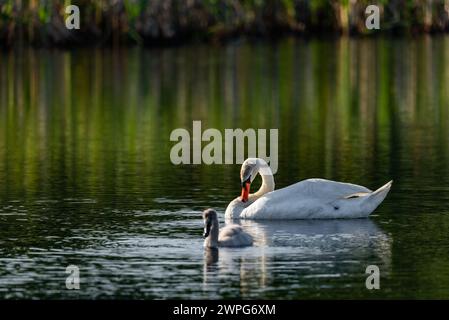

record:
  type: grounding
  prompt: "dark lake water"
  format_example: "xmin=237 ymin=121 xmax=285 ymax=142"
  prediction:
xmin=1 ymin=36 xmax=449 ymax=299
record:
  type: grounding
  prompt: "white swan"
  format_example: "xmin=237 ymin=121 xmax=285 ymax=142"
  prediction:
xmin=203 ymin=209 xmax=253 ymax=248
xmin=225 ymin=158 xmax=392 ymax=219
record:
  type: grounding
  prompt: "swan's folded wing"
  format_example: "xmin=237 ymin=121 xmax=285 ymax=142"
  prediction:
xmin=281 ymin=178 xmax=372 ymax=200
xmin=240 ymin=179 xmax=373 ymax=219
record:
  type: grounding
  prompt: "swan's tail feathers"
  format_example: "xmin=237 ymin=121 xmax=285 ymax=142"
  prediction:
xmin=373 ymin=180 xmax=393 ymax=196
xmin=365 ymin=180 xmax=393 ymax=211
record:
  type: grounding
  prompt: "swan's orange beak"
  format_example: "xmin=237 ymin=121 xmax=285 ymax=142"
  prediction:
xmin=241 ymin=182 xmax=250 ymax=202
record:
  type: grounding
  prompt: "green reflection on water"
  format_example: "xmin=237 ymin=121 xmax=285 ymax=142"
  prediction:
xmin=1 ymin=36 xmax=449 ymax=299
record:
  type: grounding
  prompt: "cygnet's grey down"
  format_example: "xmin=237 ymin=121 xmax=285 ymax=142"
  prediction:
xmin=202 ymin=209 xmax=253 ymax=248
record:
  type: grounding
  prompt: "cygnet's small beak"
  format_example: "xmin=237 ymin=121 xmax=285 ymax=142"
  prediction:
xmin=203 ymin=220 xmax=211 ymax=238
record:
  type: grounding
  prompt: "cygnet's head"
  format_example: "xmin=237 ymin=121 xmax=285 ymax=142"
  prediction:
xmin=202 ymin=208 xmax=218 ymax=238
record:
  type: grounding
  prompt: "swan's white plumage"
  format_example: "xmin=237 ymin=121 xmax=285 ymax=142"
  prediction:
xmin=225 ymin=158 xmax=392 ymax=220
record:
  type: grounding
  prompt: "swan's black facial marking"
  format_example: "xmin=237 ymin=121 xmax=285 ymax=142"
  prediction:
xmin=241 ymin=166 xmax=253 ymax=184
xmin=334 ymin=206 xmax=339 ymax=210
xmin=240 ymin=160 xmax=257 ymax=184
xmin=241 ymin=176 xmax=251 ymax=188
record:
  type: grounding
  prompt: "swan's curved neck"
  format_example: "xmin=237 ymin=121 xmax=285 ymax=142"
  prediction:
xmin=249 ymin=166 xmax=275 ymax=202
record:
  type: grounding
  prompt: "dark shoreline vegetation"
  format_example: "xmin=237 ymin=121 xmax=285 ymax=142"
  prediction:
xmin=1 ymin=0 xmax=449 ymax=48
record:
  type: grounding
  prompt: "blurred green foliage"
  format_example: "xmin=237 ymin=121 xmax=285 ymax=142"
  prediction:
xmin=0 ymin=0 xmax=449 ymax=46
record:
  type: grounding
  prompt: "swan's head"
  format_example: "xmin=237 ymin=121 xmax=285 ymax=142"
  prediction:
xmin=202 ymin=208 xmax=218 ymax=238
xmin=240 ymin=158 xmax=260 ymax=202
xmin=225 ymin=158 xmax=274 ymax=219
xmin=240 ymin=158 xmax=271 ymax=202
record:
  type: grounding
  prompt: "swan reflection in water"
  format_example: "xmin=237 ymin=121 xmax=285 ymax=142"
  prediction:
xmin=203 ymin=218 xmax=391 ymax=297
xmin=204 ymin=247 xmax=219 ymax=265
